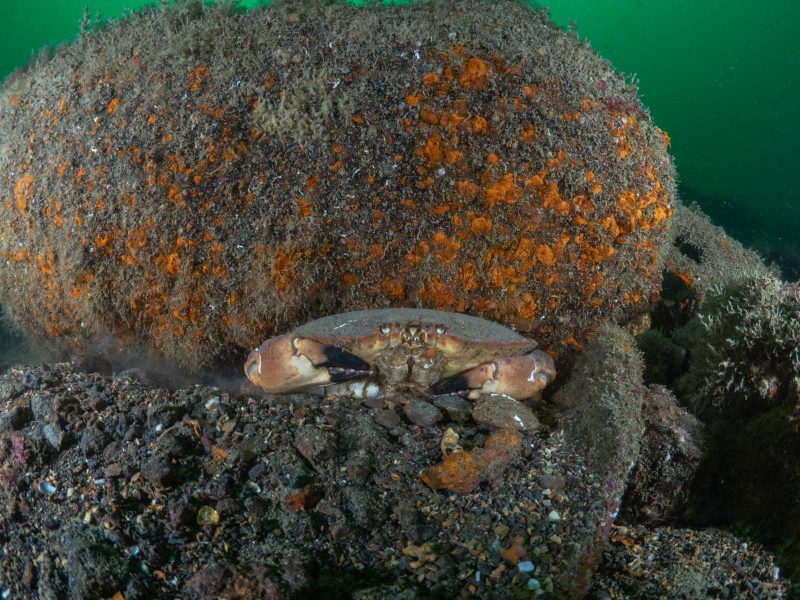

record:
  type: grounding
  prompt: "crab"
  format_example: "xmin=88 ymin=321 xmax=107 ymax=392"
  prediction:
xmin=244 ymin=308 xmax=556 ymax=401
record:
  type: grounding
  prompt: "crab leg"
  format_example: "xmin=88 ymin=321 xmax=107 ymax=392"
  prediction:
xmin=431 ymin=349 xmax=556 ymax=401
xmin=245 ymin=334 xmax=373 ymax=394
xmin=319 ymin=380 xmax=383 ymax=399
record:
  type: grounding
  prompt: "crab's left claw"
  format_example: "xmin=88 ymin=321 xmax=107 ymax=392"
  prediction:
xmin=432 ymin=349 xmax=556 ymax=401
xmin=245 ymin=334 xmax=373 ymax=394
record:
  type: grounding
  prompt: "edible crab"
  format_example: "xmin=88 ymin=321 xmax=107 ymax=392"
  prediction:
xmin=245 ymin=308 xmax=556 ymax=401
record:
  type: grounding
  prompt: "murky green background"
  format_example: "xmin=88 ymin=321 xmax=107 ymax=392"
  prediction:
xmin=1 ymin=0 xmax=799 ymax=276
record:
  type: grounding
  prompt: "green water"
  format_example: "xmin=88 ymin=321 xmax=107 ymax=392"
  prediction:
xmin=1 ymin=0 xmax=799 ymax=276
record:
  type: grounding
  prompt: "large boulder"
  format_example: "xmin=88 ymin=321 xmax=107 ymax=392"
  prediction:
xmin=0 ymin=0 xmax=674 ymax=371
xmin=553 ymin=324 xmax=648 ymax=593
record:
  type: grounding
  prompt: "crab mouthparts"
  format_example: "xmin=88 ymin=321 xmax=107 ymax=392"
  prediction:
xmin=400 ymin=325 xmax=427 ymax=345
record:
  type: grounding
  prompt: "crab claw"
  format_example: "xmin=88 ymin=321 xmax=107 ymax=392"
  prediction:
xmin=432 ymin=349 xmax=556 ymax=401
xmin=245 ymin=334 xmax=373 ymax=394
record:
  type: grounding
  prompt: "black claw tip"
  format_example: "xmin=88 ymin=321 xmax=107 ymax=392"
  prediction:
xmin=431 ymin=375 xmax=470 ymax=397
xmin=321 ymin=346 xmax=372 ymax=381
xmin=327 ymin=366 xmax=372 ymax=383
xmin=322 ymin=346 xmax=371 ymax=369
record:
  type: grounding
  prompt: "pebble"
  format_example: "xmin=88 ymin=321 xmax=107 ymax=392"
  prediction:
xmin=0 ymin=404 xmax=32 ymax=431
xmin=103 ymin=462 xmax=124 ymax=478
xmin=518 ymin=561 xmax=535 ymax=573
xmin=215 ymin=497 xmax=243 ymax=518
xmin=403 ymin=399 xmax=442 ymax=427
xmin=168 ymin=496 xmax=195 ymax=530
xmin=102 ymin=440 xmax=123 ymax=461
xmin=548 ymin=510 xmax=560 ymax=522
xmin=538 ymin=474 xmax=566 ymax=491
xmin=197 ymin=505 xmax=220 ymax=526
xmin=362 ymin=396 xmax=385 ymax=410
xmin=141 ymin=456 xmax=178 ymax=487
xmin=43 ymin=423 xmax=66 ymax=450
xmin=372 ymin=408 xmax=401 ymax=429
xmin=527 ymin=578 xmax=541 ymax=590
xmin=30 ymin=392 xmax=55 ymax=420
xmin=38 ymin=481 xmax=57 ymax=495
xmin=293 ymin=425 xmax=336 ymax=469
xmin=146 ymin=404 xmax=187 ymax=430
xmin=433 ymin=396 xmax=472 ymax=422
xmin=471 ymin=396 xmax=539 ymax=431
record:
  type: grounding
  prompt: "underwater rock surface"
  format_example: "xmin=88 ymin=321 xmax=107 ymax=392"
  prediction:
xmin=590 ymin=526 xmax=787 ymax=599
xmin=0 ymin=0 xmax=673 ymax=371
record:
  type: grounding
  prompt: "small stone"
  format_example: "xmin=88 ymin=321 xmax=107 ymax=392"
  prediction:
xmin=203 ymin=474 xmax=234 ymax=500
xmin=141 ymin=457 xmax=178 ymax=488
xmin=372 ymin=408 xmax=401 ymax=429
xmin=146 ymin=404 xmax=186 ymax=431
xmin=345 ymin=456 xmax=372 ymax=485
xmin=102 ymin=440 xmax=123 ymax=462
xmin=403 ymin=399 xmax=442 ymax=427
xmin=518 ymin=561 xmax=535 ymax=573
xmin=21 ymin=560 xmax=35 ymax=587
xmin=472 ymin=396 xmax=539 ymax=431
xmin=362 ymin=396 xmax=385 ymax=409
xmin=215 ymin=497 xmax=243 ymax=518
xmin=284 ymin=485 xmax=324 ymax=512
xmin=79 ymin=426 xmax=109 ymax=458
xmin=293 ymin=425 xmax=336 ymax=470
xmin=501 ymin=535 xmax=527 ymax=564
xmin=38 ymin=481 xmax=57 ymax=495
xmin=548 ymin=510 xmax=560 ymax=522
xmin=538 ymin=474 xmax=566 ymax=491
xmin=169 ymin=496 xmax=195 ymax=530
xmin=197 ymin=505 xmax=220 ymax=526
xmin=103 ymin=463 xmax=123 ymax=478
xmin=247 ymin=462 xmax=267 ymax=481
xmin=0 ymin=404 xmax=32 ymax=432
xmin=433 ymin=395 xmax=472 ymax=422
xmin=42 ymin=423 xmax=66 ymax=450
xmin=527 ymin=578 xmax=541 ymax=590
xmin=123 ymin=424 xmax=142 ymax=442
xmin=31 ymin=392 xmax=55 ymax=420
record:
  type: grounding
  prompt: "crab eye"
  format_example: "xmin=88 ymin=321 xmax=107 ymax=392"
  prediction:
xmin=380 ymin=324 xmax=391 ymax=335
xmin=435 ymin=325 xmax=445 ymax=335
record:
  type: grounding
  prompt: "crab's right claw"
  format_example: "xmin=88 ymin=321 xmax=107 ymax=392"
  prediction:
xmin=432 ymin=349 xmax=556 ymax=401
xmin=245 ymin=334 xmax=372 ymax=394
